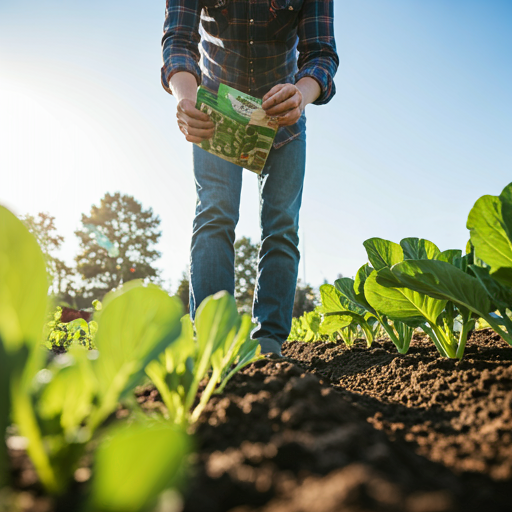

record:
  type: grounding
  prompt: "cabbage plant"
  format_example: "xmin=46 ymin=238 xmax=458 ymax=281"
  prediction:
xmin=146 ymin=291 xmax=262 ymax=425
xmin=363 ymin=237 xmax=479 ymax=359
xmin=0 ymin=205 xmax=190 ymax=503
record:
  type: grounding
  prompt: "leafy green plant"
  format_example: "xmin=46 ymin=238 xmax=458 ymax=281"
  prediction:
xmin=146 ymin=291 xmax=262 ymax=425
xmin=467 ymin=182 xmax=512 ymax=288
xmin=328 ymin=265 xmax=414 ymax=354
xmin=0 ymin=205 xmax=49 ymax=489
xmin=363 ymin=237 xmax=478 ymax=358
xmin=1 ymin=204 xmax=188 ymax=496
xmin=44 ymin=301 xmax=101 ymax=351
xmin=384 ymin=258 xmax=512 ymax=348
xmin=318 ymin=284 xmax=375 ymax=347
xmin=288 ymin=310 xmax=326 ymax=342
xmin=88 ymin=420 xmax=191 ymax=512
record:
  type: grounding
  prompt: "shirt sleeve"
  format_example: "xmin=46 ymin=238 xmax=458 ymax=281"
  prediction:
xmin=294 ymin=0 xmax=339 ymax=106
xmin=161 ymin=0 xmax=202 ymax=94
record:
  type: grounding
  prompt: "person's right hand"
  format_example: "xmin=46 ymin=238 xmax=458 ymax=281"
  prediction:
xmin=176 ymin=99 xmax=215 ymax=143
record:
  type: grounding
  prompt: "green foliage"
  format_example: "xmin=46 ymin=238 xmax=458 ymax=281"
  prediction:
xmin=292 ymin=281 xmax=318 ymax=318
xmin=334 ymin=267 xmax=414 ymax=354
xmin=365 ymin=238 xmax=477 ymax=359
xmin=467 ymin=182 xmax=512 ymax=287
xmin=288 ymin=309 xmax=331 ymax=342
xmin=319 ymin=284 xmax=374 ymax=347
xmin=176 ymin=270 xmax=190 ymax=314
xmin=74 ymin=192 xmax=162 ymax=307
xmin=44 ymin=304 xmax=100 ymax=351
xmin=146 ymin=291 xmax=263 ymax=425
xmin=234 ymin=236 xmax=259 ymax=314
xmin=89 ymin=421 xmax=190 ymax=512
xmin=1 ymin=205 xmax=187 ymax=499
xmin=20 ymin=212 xmax=76 ymax=303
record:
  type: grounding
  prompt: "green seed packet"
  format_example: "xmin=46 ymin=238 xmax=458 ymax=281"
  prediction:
xmin=195 ymin=84 xmax=279 ymax=174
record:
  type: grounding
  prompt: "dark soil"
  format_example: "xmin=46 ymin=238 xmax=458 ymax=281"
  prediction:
xmin=5 ymin=329 xmax=512 ymax=512
xmin=183 ymin=329 xmax=512 ymax=512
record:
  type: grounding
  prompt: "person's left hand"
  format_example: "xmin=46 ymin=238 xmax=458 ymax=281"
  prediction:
xmin=262 ymin=84 xmax=304 ymax=127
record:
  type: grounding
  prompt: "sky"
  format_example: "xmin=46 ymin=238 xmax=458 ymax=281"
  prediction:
xmin=1 ymin=0 xmax=511 ymax=292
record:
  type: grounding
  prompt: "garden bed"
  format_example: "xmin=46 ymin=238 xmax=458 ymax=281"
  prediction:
xmin=5 ymin=329 xmax=512 ymax=512
xmin=182 ymin=328 xmax=512 ymax=512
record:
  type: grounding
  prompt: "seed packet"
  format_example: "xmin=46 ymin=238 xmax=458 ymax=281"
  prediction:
xmin=195 ymin=84 xmax=279 ymax=174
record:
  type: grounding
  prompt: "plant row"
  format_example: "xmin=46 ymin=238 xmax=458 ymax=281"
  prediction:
xmin=291 ymin=182 xmax=512 ymax=359
xmin=0 ymin=205 xmax=261 ymax=511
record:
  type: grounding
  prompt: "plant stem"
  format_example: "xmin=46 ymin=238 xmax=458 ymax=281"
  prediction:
xmin=12 ymin=376 xmax=60 ymax=494
xmin=190 ymin=369 xmax=221 ymax=423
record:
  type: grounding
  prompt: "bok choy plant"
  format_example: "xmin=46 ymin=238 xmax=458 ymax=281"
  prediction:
xmin=363 ymin=237 xmax=478 ymax=359
xmin=0 ymin=204 xmax=188 ymax=497
xmin=332 ymin=265 xmax=414 ymax=353
xmin=146 ymin=291 xmax=263 ymax=425
xmin=318 ymin=284 xmax=375 ymax=347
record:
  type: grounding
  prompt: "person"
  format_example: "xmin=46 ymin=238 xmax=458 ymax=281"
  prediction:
xmin=161 ymin=0 xmax=338 ymax=356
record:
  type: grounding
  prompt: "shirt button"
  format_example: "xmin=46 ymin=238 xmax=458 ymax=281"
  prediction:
xmin=249 ymin=19 xmax=254 ymax=24
xmin=250 ymin=40 xmax=254 ymax=45
xmin=251 ymin=69 xmax=254 ymax=73
xmin=288 ymin=5 xmax=293 ymax=10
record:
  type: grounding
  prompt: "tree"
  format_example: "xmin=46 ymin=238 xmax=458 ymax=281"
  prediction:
xmin=21 ymin=212 xmax=76 ymax=303
xmin=74 ymin=193 xmax=162 ymax=306
xmin=176 ymin=270 xmax=190 ymax=314
xmin=292 ymin=280 xmax=318 ymax=318
xmin=234 ymin=236 xmax=259 ymax=314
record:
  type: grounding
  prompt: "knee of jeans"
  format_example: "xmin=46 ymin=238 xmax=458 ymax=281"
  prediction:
xmin=261 ymin=210 xmax=299 ymax=242
xmin=193 ymin=203 xmax=239 ymax=235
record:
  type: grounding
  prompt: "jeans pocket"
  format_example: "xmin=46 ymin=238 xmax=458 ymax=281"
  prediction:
xmin=201 ymin=0 xmax=230 ymax=37
xmin=268 ymin=0 xmax=304 ymax=41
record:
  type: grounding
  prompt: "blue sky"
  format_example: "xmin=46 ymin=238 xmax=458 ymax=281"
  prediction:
xmin=1 ymin=0 xmax=511 ymax=290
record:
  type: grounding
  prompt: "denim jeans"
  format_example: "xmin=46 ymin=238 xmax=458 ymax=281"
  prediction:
xmin=189 ymin=133 xmax=306 ymax=355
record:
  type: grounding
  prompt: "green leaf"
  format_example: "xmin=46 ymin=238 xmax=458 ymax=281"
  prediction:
xmin=390 ymin=259 xmax=491 ymax=319
xmin=365 ymin=271 xmax=446 ymax=327
xmin=470 ymin=265 xmax=512 ymax=311
xmin=363 ymin=238 xmax=403 ymax=271
xmin=89 ymin=421 xmax=190 ymax=512
xmin=499 ymin=182 xmax=512 ymax=239
xmin=319 ymin=314 xmax=353 ymax=335
xmin=467 ymin=186 xmax=512 ymax=287
xmin=38 ymin=346 xmax=97 ymax=438
xmin=400 ymin=238 xmax=440 ymax=260
xmin=91 ymin=281 xmax=183 ymax=426
xmin=334 ymin=278 xmax=368 ymax=314
xmin=436 ymin=249 xmax=462 ymax=264
xmin=319 ymin=284 xmax=345 ymax=314
xmin=0 ymin=206 xmax=49 ymax=352
xmin=354 ymin=264 xmax=375 ymax=311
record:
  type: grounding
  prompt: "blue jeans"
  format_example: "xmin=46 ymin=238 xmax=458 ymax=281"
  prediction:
xmin=189 ymin=133 xmax=307 ymax=355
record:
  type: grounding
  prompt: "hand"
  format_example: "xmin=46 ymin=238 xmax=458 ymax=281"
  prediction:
xmin=262 ymin=84 xmax=304 ymax=127
xmin=176 ymin=99 xmax=215 ymax=143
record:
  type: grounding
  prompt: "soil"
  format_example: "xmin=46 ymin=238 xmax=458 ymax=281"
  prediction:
xmin=183 ymin=329 xmax=512 ymax=512
xmin=5 ymin=329 xmax=512 ymax=512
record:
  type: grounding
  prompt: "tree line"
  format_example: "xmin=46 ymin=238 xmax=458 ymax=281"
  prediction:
xmin=23 ymin=192 xmax=317 ymax=316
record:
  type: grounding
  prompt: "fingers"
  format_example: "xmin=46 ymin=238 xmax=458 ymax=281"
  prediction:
xmin=177 ymin=111 xmax=214 ymax=130
xmin=262 ymin=84 xmax=296 ymax=111
xmin=264 ymin=92 xmax=302 ymax=116
xmin=276 ymin=107 xmax=301 ymax=127
xmin=178 ymin=121 xmax=215 ymax=141
xmin=177 ymin=98 xmax=215 ymax=142
xmin=177 ymin=99 xmax=211 ymax=122
xmin=262 ymin=83 xmax=286 ymax=103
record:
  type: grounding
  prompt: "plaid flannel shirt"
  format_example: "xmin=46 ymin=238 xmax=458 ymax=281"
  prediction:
xmin=161 ymin=0 xmax=339 ymax=148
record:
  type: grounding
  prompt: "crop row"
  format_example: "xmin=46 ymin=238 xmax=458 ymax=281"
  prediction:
xmin=0 ymin=206 xmax=261 ymax=511
xmin=291 ymin=182 xmax=512 ymax=359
